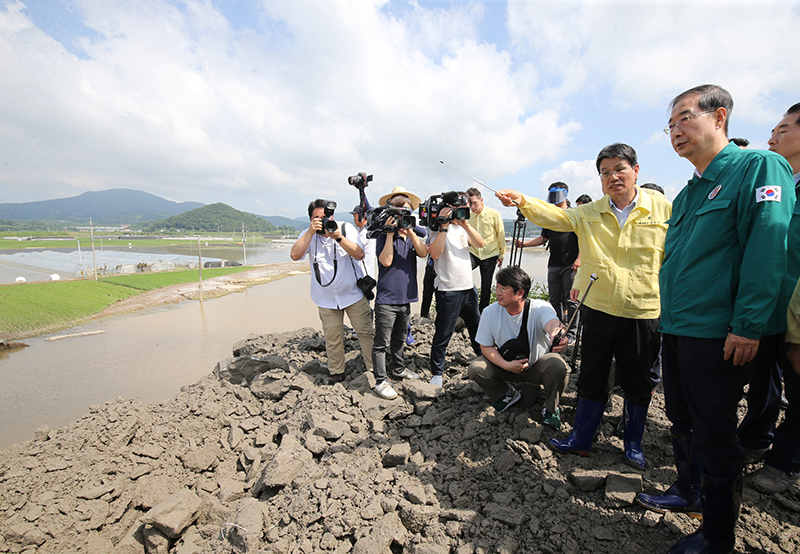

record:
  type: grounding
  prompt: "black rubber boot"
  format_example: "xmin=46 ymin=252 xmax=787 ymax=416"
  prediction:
xmin=637 ymin=431 xmax=702 ymax=517
xmin=667 ymin=474 xmax=742 ymax=554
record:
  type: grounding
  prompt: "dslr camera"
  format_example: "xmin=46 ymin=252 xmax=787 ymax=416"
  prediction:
xmin=356 ymin=274 xmax=377 ymax=300
xmin=348 ymin=172 xmax=373 ymax=189
xmin=418 ymin=191 xmax=470 ymax=231
xmin=316 ymin=200 xmax=338 ymax=235
xmin=365 ymin=205 xmax=417 ymax=239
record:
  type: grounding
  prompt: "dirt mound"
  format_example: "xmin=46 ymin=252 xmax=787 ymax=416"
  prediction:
xmin=1 ymin=321 xmax=798 ymax=553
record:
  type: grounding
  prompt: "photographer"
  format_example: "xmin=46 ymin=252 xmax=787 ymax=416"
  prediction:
xmin=371 ymin=187 xmax=428 ymax=399
xmin=468 ymin=267 xmax=569 ymax=425
xmin=428 ymin=195 xmax=484 ymax=387
xmin=290 ymin=199 xmax=375 ymax=384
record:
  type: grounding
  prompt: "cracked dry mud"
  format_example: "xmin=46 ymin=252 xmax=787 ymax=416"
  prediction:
xmin=1 ymin=320 xmax=798 ymax=553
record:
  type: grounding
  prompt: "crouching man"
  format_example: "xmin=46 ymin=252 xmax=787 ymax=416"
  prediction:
xmin=468 ymin=266 xmax=569 ymax=427
xmin=290 ymin=199 xmax=375 ymax=383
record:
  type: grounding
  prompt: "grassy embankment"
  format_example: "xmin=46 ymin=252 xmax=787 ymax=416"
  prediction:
xmin=0 ymin=266 xmax=251 ymax=338
xmin=0 ymin=236 xmax=274 ymax=250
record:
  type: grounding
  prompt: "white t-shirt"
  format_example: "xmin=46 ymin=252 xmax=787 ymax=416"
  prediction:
xmin=298 ymin=221 xmax=365 ymax=310
xmin=432 ymin=225 xmax=473 ymax=291
xmin=357 ymin=226 xmax=377 ymax=279
xmin=476 ymin=299 xmax=559 ymax=362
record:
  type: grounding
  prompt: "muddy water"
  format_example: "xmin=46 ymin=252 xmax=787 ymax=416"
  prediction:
xmin=0 ymin=253 xmax=550 ymax=449
xmin=0 ymin=274 xmax=320 ymax=449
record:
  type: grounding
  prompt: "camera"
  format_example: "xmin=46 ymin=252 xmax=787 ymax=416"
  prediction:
xmin=356 ymin=275 xmax=377 ymax=300
xmin=418 ymin=191 xmax=470 ymax=231
xmin=364 ymin=205 xmax=417 ymax=239
xmin=317 ymin=200 xmax=338 ymax=235
xmin=348 ymin=172 xmax=373 ymax=189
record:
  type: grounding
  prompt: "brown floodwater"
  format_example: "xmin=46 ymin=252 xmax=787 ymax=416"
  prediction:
xmin=0 ymin=253 xmax=549 ymax=450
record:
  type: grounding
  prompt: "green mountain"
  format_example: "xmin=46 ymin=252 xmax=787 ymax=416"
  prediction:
xmin=144 ymin=203 xmax=278 ymax=233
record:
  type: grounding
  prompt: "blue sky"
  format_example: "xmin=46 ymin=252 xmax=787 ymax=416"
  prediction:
xmin=2 ymin=0 xmax=798 ymax=219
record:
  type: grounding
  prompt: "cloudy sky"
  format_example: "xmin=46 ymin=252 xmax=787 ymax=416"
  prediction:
xmin=2 ymin=0 xmax=798 ymax=219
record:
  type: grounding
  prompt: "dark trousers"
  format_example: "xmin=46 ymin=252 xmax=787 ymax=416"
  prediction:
xmin=470 ymin=254 xmax=498 ymax=313
xmin=429 ymin=288 xmax=481 ymax=376
xmin=577 ymin=307 xmax=660 ymax=406
xmin=372 ymin=303 xmax=411 ymax=384
xmin=662 ymin=334 xmax=754 ymax=480
xmin=547 ymin=265 xmax=578 ymax=324
xmin=762 ymin=341 xmax=800 ymax=474
xmin=738 ymin=333 xmax=784 ymax=450
xmin=420 ymin=261 xmax=436 ymax=318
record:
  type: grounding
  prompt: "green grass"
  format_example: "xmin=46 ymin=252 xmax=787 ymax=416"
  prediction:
xmin=100 ymin=266 xmax=251 ymax=291
xmin=0 ymin=280 xmax=140 ymax=335
xmin=0 ymin=266 xmax=254 ymax=336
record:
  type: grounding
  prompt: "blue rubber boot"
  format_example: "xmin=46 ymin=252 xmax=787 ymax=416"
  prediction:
xmin=623 ymin=400 xmax=649 ymax=469
xmin=668 ymin=475 xmax=742 ymax=554
xmin=549 ymin=397 xmax=605 ymax=455
xmin=637 ymin=431 xmax=702 ymax=518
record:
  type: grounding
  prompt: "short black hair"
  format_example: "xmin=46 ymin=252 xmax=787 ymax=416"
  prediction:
xmin=496 ymin=266 xmax=531 ymax=297
xmin=729 ymin=137 xmax=749 ymax=147
xmin=787 ymin=103 xmax=800 ymax=126
xmin=640 ymin=183 xmax=664 ymax=195
xmin=466 ymin=187 xmax=482 ymax=198
xmin=575 ymin=194 xmax=593 ymax=205
xmin=308 ymin=199 xmax=327 ymax=219
xmin=548 ymin=181 xmax=569 ymax=192
xmin=669 ymin=84 xmax=733 ymax=135
xmin=595 ymin=143 xmax=638 ymax=174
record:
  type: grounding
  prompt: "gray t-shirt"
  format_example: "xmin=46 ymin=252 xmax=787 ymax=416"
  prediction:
xmin=475 ymin=299 xmax=559 ymax=362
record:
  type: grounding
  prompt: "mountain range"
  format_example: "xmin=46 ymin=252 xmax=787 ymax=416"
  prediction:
xmin=0 ymin=189 xmax=308 ymax=229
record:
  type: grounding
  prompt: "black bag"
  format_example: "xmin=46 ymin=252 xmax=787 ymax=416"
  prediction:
xmin=497 ymin=299 xmax=530 ymax=361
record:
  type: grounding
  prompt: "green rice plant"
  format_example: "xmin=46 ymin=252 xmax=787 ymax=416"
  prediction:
xmin=100 ymin=266 xmax=251 ymax=291
xmin=0 ymin=280 xmax=139 ymax=335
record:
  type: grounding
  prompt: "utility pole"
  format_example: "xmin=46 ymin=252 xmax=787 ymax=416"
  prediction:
xmin=90 ymin=218 xmax=98 ymax=280
xmin=242 ymin=222 xmax=247 ymax=265
xmin=76 ymin=236 xmax=84 ymax=277
xmin=197 ymin=236 xmax=203 ymax=303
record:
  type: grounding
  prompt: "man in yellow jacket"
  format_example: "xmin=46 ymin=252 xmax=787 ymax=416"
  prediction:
xmin=497 ymin=143 xmax=672 ymax=469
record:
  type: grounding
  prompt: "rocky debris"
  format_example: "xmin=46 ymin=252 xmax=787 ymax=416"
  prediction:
xmin=0 ymin=319 xmax=799 ymax=553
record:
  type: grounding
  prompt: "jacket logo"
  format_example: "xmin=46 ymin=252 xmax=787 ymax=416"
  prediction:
xmin=708 ymin=184 xmax=722 ymax=200
xmin=756 ymin=185 xmax=782 ymax=203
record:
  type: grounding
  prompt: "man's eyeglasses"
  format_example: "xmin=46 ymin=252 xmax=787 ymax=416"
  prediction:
xmin=599 ymin=166 xmax=631 ymax=180
xmin=663 ymin=109 xmax=716 ymax=135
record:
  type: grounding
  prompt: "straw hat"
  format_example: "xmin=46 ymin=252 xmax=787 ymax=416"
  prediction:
xmin=378 ymin=186 xmax=421 ymax=210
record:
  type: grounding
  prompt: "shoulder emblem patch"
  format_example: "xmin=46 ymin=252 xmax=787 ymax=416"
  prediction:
xmin=755 ymin=186 xmax=782 ymax=203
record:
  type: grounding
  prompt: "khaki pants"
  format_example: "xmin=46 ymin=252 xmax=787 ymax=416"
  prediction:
xmin=318 ymin=296 xmax=374 ymax=376
xmin=468 ymin=353 xmax=569 ymax=413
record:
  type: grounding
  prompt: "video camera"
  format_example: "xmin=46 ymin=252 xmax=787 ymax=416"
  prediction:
xmin=316 ymin=200 xmax=338 ymax=235
xmin=365 ymin=205 xmax=417 ymax=239
xmin=418 ymin=191 xmax=470 ymax=231
xmin=348 ymin=172 xmax=373 ymax=190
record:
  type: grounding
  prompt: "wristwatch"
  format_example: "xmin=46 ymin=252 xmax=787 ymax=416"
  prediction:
xmin=335 ymin=237 xmax=342 ymax=243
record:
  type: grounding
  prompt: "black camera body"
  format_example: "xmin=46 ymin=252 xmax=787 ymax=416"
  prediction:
xmin=348 ymin=172 xmax=373 ymax=189
xmin=418 ymin=191 xmax=470 ymax=231
xmin=356 ymin=275 xmax=377 ymax=300
xmin=365 ymin=205 xmax=417 ymax=239
xmin=317 ymin=200 xmax=338 ymax=235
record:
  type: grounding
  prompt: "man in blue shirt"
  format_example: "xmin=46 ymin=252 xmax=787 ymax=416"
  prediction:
xmin=371 ymin=187 xmax=428 ymax=399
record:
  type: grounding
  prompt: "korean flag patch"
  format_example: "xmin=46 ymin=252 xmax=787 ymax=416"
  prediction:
xmin=756 ymin=186 xmax=782 ymax=203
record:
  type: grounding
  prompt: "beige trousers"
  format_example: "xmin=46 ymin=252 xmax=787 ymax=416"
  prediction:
xmin=318 ymin=296 xmax=374 ymax=376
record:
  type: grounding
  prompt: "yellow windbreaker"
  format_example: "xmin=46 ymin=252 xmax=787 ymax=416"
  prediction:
xmin=519 ymin=189 xmax=672 ymax=319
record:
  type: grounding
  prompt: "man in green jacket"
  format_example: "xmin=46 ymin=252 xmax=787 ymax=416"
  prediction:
xmin=638 ymin=85 xmax=794 ymax=554
xmin=497 ymin=143 xmax=672 ymax=470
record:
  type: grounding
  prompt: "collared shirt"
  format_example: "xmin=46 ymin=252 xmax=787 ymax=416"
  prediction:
xmin=660 ymin=142 xmax=794 ymax=339
xmin=297 ymin=222 xmax=365 ymax=310
xmin=357 ymin=226 xmax=377 ymax=279
xmin=609 ymin=189 xmax=639 ymax=227
xmin=519 ymin=187 xmax=672 ymax=320
xmin=375 ymin=234 xmax=419 ymax=305
xmin=469 ymin=205 xmax=506 ymax=260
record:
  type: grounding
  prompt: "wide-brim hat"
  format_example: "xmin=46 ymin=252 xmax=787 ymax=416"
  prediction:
xmin=379 ymin=186 xmax=421 ymax=210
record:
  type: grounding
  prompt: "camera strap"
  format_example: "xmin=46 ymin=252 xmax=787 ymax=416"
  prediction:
xmin=516 ymin=299 xmax=531 ymax=348
xmin=311 ymin=234 xmax=337 ymax=288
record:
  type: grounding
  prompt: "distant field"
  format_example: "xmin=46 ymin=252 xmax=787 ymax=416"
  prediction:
xmin=0 ymin=266 xmax=253 ymax=335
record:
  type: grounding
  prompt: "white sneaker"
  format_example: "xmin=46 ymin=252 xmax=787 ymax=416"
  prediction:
xmin=430 ymin=375 xmax=443 ymax=387
xmin=374 ymin=381 xmax=398 ymax=400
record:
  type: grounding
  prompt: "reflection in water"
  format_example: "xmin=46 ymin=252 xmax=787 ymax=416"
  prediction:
xmin=0 ymin=252 xmax=549 ymax=449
